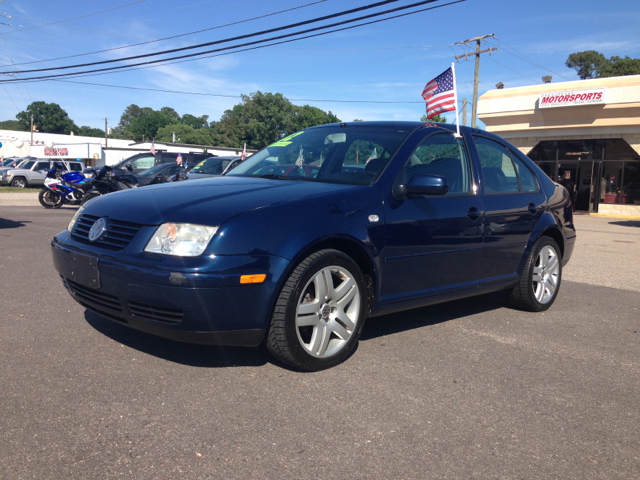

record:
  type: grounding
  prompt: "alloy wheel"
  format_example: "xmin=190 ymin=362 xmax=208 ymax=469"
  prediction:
xmin=532 ymin=245 xmax=560 ymax=304
xmin=295 ymin=265 xmax=361 ymax=358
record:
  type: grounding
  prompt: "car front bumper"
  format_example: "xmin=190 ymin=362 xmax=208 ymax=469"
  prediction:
xmin=51 ymin=236 xmax=290 ymax=347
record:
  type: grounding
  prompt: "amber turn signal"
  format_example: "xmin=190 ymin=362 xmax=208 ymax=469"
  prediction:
xmin=240 ymin=274 xmax=267 ymax=284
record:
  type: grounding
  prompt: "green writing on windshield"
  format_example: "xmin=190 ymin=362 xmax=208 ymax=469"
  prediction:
xmin=269 ymin=131 xmax=304 ymax=147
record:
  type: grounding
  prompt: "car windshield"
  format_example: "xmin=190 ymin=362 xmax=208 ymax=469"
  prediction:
xmin=138 ymin=164 xmax=169 ymax=177
xmin=226 ymin=125 xmax=412 ymax=185
xmin=191 ymin=158 xmax=225 ymax=175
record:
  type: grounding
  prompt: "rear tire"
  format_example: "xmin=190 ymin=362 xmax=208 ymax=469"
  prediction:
xmin=11 ymin=177 xmax=27 ymax=188
xmin=38 ymin=189 xmax=63 ymax=208
xmin=510 ymin=236 xmax=562 ymax=312
xmin=267 ymin=249 xmax=367 ymax=371
xmin=80 ymin=192 xmax=100 ymax=206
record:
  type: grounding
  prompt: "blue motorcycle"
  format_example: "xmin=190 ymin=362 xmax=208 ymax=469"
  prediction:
xmin=38 ymin=163 xmax=91 ymax=209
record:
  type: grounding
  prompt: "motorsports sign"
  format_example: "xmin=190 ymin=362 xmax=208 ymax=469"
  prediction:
xmin=539 ymin=88 xmax=606 ymax=109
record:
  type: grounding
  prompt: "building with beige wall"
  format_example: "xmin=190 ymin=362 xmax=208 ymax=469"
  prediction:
xmin=478 ymin=75 xmax=640 ymax=216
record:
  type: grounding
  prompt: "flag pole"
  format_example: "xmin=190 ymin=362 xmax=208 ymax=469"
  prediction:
xmin=451 ymin=62 xmax=461 ymax=138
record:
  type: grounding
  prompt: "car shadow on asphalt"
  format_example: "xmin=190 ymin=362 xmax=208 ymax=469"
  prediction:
xmin=0 ymin=217 xmax=31 ymax=229
xmin=84 ymin=291 xmax=509 ymax=370
xmin=84 ymin=311 xmax=271 ymax=369
xmin=361 ymin=291 xmax=508 ymax=341
xmin=608 ymin=220 xmax=640 ymax=228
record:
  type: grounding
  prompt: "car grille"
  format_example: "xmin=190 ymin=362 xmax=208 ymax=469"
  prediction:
xmin=72 ymin=214 xmax=142 ymax=250
xmin=128 ymin=301 xmax=184 ymax=325
xmin=64 ymin=278 xmax=125 ymax=319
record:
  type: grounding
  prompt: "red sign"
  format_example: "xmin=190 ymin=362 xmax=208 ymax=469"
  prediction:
xmin=540 ymin=88 xmax=605 ymax=109
xmin=44 ymin=147 xmax=69 ymax=156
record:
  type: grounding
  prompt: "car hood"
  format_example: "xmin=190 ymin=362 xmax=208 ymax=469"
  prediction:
xmin=83 ymin=176 xmax=355 ymax=226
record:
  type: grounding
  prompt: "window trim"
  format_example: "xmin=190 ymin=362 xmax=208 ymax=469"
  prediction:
xmin=508 ymin=147 xmax=540 ymax=193
xmin=473 ymin=134 xmax=541 ymax=196
xmin=397 ymin=131 xmax=477 ymax=198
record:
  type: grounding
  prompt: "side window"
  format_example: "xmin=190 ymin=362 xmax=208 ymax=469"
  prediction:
xmin=68 ymin=163 xmax=82 ymax=171
xmin=402 ymin=133 xmax=472 ymax=195
xmin=473 ymin=136 xmax=520 ymax=194
xmin=510 ymin=153 xmax=538 ymax=192
xmin=35 ymin=162 xmax=50 ymax=171
xmin=131 ymin=155 xmax=156 ymax=169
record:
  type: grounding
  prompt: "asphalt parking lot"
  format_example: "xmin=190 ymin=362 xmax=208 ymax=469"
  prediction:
xmin=1 ymin=206 xmax=639 ymax=479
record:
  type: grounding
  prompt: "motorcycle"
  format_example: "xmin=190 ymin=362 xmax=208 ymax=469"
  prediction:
xmin=39 ymin=163 xmax=91 ymax=209
xmin=80 ymin=164 xmax=139 ymax=205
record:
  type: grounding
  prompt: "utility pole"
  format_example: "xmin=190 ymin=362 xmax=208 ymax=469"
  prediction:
xmin=462 ymin=98 xmax=467 ymax=126
xmin=30 ymin=115 xmax=34 ymax=145
xmin=105 ymin=118 xmax=108 ymax=148
xmin=452 ymin=34 xmax=498 ymax=128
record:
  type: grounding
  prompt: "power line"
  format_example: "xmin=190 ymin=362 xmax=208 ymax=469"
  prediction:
xmin=3 ymin=0 xmax=406 ymax=74
xmin=0 ymin=0 xmax=146 ymax=35
xmin=1 ymin=0 xmax=460 ymax=82
xmin=53 ymin=79 xmax=425 ymax=104
xmin=486 ymin=37 xmax=570 ymax=81
xmin=485 ymin=53 xmax=539 ymax=84
xmin=9 ymin=0 xmax=328 ymax=67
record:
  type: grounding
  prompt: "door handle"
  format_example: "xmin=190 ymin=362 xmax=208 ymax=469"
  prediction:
xmin=528 ymin=202 xmax=538 ymax=214
xmin=466 ymin=207 xmax=483 ymax=219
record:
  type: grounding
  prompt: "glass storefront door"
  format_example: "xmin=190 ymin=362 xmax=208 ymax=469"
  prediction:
xmin=557 ymin=161 xmax=596 ymax=211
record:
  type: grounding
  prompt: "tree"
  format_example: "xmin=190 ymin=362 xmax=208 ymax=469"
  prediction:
xmin=15 ymin=101 xmax=77 ymax=134
xmin=290 ymin=105 xmax=340 ymax=133
xmin=127 ymin=111 xmax=173 ymax=142
xmin=420 ymin=113 xmax=447 ymax=123
xmin=601 ymin=55 xmax=640 ymax=77
xmin=565 ymin=50 xmax=640 ymax=80
xmin=160 ymin=107 xmax=181 ymax=124
xmin=0 ymin=119 xmax=27 ymax=131
xmin=182 ymin=113 xmax=209 ymax=129
xmin=211 ymin=91 xmax=341 ymax=150
xmin=112 ymin=104 xmax=153 ymax=138
xmin=77 ymin=126 xmax=105 ymax=137
xmin=565 ymin=50 xmax=609 ymax=79
xmin=156 ymin=123 xmax=214 ymax=145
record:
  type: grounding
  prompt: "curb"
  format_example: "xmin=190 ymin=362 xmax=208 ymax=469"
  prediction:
xmin=589 ymin=213 xmax=640 ymax=220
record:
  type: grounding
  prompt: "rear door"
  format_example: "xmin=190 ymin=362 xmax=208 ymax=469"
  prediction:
xmin=472 ymin=135 xmax=546 ymax=281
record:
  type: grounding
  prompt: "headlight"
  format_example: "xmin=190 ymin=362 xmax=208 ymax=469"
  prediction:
xmin=68 ymin=205 xmax=85 ymax=232
xmin=144 ymin=223 xmax=218 ymax=257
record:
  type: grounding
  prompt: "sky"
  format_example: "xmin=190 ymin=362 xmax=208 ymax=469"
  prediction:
xmin=0 ymin=0 xmax=639 ymax=135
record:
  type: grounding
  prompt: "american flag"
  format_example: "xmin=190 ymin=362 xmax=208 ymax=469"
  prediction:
xmin=150 ymin=140 xmax=156 ymax=156
xmin=240 ymin=143 xmax=246 ymax=162
xmin=422 ymin=66 xmax=456 ymax=119
xmin=176 ymin=152 xmax=182 ymax=165
xmin=295 ymin=147 xmax=304 ymax=167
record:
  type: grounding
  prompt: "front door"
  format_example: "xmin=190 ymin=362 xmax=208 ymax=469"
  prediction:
xmin=381 ymin=132 xmax=484 ymax=301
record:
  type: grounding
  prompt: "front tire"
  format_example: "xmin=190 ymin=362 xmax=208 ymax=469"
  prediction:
xmin=267 ymin=249 xmax=367 ymax=371
xmin=510 ymin=236 xmax=562 ymax=312
xmin=11 ymin=177 xmax=27 ymax=188
xmin=38 ymin=189 xmax=63 ymax=208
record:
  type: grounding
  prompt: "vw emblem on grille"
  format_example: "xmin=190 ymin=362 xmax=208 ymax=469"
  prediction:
xmin=88 ymin=217 xmax=108 ymax=242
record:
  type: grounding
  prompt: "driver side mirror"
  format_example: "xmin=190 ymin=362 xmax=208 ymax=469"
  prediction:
xmin=397 ymin=174 xmax=449 ymax=198
xmin=125 ymin=162 xmax=133 ymax=172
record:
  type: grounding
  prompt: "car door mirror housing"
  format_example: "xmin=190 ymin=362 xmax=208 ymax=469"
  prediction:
xmin=398 ymin=174 xmax=449 ymax=198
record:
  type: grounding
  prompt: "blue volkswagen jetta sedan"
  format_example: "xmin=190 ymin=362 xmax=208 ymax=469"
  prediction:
xmin=51 ymin=122 xmax=576 ymax=371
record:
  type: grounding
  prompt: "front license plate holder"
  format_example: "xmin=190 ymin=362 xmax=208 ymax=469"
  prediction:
xmin=69 ymin=253 xmax=100 ymax=289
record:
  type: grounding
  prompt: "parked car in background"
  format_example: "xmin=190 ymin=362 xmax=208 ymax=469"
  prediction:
xmin=136 ymin=163 xmax=197 ymax=186
xmin=251 ymin=163 xmax=320 ymax=179
xmin=2 ymin=159 xmax=85 ymax=188
xmin=1 ymin=157 xmax=21 ymax=167
xmin=112 ymin=151 xmax=215 ymax=175
xmin=52 ymin=122 xmax=575 ymax=371
xmin=187 ymin=156 xmax=241 ymax=180
xmin=0 ymin=157 xmax=33 ymax=175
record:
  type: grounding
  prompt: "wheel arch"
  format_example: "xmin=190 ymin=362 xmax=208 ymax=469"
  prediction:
xmin=11 ymin=175 xmax=28 ymax=187
xmin=278 ymin=235 xmax=379 ymax=316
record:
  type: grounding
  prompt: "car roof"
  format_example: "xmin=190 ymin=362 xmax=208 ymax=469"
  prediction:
xmin=306 ymin=120 xmax=498 ymax=139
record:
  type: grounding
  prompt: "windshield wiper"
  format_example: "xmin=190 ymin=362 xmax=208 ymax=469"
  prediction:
xmin=258 ymin=174 xmax=307 ymax=181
